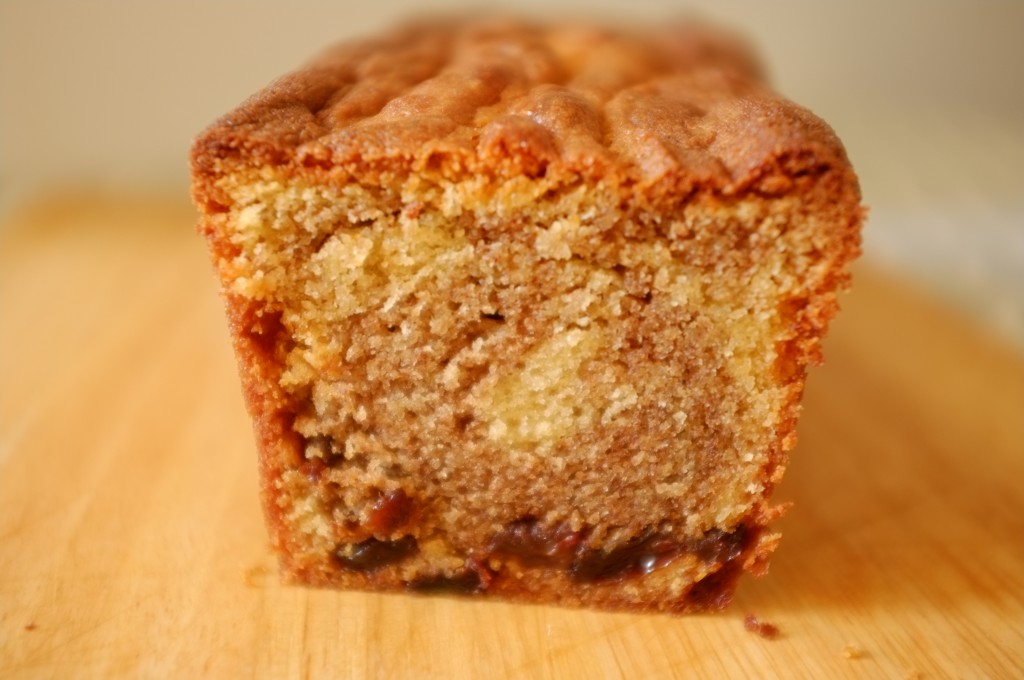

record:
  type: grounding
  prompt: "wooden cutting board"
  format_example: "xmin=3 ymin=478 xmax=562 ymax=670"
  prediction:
xmin=1 ymin=195 xmax=1022 ymax=679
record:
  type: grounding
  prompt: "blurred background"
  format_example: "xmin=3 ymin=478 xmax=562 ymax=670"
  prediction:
xmin=2 ymin=0 xmax=1022 ymax=345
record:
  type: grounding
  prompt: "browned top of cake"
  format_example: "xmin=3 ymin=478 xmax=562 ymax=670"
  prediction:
xmin=192 ymin=18 xmax=857 ymax=205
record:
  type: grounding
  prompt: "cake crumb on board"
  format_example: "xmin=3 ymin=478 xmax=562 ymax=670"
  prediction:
xmin=243 ymin=562 xmax=275 ymax=588
xmin=841 ymin=643 xmax=865 ymax=659
xmin=743 ymin=613 xmax=781 ymax=639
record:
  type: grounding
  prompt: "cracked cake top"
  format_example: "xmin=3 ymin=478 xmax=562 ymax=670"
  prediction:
xmin=192 ymin=18 xmax=857 ymax=206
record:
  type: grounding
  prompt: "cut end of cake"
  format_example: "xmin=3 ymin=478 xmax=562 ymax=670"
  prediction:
xmin=192 ymin=18 xmax=863 ymax=614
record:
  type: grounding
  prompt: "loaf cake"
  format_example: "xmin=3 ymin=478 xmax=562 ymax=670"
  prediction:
xmin=191 ymin=18 xmax=862 ymax=614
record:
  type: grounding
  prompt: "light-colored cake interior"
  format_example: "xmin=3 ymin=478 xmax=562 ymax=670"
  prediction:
xmin=203 ymin=166 xmax=849 ymax=603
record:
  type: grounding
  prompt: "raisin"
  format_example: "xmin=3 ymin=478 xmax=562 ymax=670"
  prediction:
xmin=405 ymin=559 xmax=492 ymax=595
xmin=299 ymin=457 xmax=326 ymax=484
xmin=406 ymin=570 xmax=484 ymax=594
xmin=568 ymin=533 xmax=683 ymax=583
xmin=366 ymin=489 xmax=414 ymax=535
xmin=682 ymin=527 xmax=754 ymax=610
xmin=486 ymin=520 xmax=753 ymax=587
xmin=302 ymin=434 xmax=344 ymax=468
xmin=692 ymin=526 xmax=747 ymax=565
xmin=684 ymin=563 xmax=740 ymax=611
xmin=489 ymin=517 xmax=582 ymax=569
xmin=335 ymin=536 xmax=417 ymax=572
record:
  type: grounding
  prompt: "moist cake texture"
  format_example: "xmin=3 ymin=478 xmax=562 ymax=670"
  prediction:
xmin=191 ymin=18 xmax=862 ymax=613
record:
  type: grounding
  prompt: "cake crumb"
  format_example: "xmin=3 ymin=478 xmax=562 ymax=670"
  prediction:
xmin=841 ymin=643 xmax=865 ymax=659
xmin=243 ymin=563 xmax=274 ymax=588
xmin=743 ymin=613 xmax=781 ymax=640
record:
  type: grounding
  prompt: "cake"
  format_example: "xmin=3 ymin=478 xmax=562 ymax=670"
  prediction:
xmin=191 ymin=18 xmax=862 ymax=614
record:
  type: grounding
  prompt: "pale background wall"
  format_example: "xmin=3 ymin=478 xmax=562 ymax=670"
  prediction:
xmin=1 ymin=0 xmax=1022 ymax=343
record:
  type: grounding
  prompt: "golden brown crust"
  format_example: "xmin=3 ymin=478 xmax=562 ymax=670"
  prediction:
xmin=192 ymin=18 xmax=863 ymax=614
xmin=191 ymin=18 xmax=857 ymax=208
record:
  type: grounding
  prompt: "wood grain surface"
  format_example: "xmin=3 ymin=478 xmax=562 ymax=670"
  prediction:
xmin=1 ymin=195 xmax=1022 ymax=679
